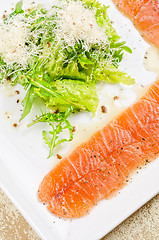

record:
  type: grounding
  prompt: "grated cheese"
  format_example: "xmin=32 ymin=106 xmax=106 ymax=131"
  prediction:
xmin=55 ymin=0 xmax=108 ymax=49
xmin=0 ymin=0 xmax=108 ymax=68
xmin=0 ymin=14 xmax=33 ymax=67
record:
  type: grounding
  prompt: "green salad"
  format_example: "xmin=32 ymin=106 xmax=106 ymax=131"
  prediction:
xmin=0 ymin=0 xmax=134 ymax=157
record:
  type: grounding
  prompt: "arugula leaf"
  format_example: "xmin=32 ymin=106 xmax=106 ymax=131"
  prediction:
xmin=28 ymin=108 xmax=74 ymax=158
xmin=20 ymin=85 xmax=35 ymax=121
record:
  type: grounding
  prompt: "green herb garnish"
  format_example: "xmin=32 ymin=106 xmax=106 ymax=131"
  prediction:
xmin=0 ymin=0 xmax=134 ymax=157
xmin=28 ymin=108 xmax=74 ymax=158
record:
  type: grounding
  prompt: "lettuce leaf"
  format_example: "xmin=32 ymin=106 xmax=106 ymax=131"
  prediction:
xmin=95 ymin=62 xmax=135 ymax=85
xmin=34 ymin=79 xmax=99 ymax=116
xmin=82 ymin=0 xmax=119 ymax=40
xmin=45 ymin=50 xmax=134 ymax=85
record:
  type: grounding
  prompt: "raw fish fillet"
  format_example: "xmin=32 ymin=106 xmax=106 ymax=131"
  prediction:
xmin=39 ymin=80 xmax=159 ymax=218
xmin=112 ymin=0 xmax=159 ymax=48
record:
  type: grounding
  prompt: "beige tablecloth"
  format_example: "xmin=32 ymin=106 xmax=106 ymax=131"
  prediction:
xmin=0 ymin=189 xmax=158 ymax=240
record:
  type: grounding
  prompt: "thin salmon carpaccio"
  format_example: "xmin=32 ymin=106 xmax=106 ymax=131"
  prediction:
xmin=112 ymin=0 xmax=159 ymax=48
xmin=39 ymin=80 xmax=159 ymax=218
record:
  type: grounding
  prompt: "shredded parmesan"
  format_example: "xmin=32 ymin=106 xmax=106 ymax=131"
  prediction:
xmin=0 ymin=14 xmax=32 ymax=66
xmin=0 ymin=0 xmax=108 ymax=68
xmin=55 ymin=0 xmax=108 ymax=49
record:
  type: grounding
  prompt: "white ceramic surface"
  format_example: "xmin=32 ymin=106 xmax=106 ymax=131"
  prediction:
xmin=0 ymin=0 xmax=159 ymax=240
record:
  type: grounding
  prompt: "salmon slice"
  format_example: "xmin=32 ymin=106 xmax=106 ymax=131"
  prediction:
xmin=112 ymin=0 xmax=149 ymax=20
xmin=112 ymin=0 xmax=159 ymax=48
xmin=38 ymin=80 xmax=159 ymax=218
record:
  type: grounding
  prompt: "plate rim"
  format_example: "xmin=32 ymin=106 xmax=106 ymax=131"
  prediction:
xmin=0 ymin=0 xmax=159 ymax=239
xmin=1 ymin=179 xmax=158 ymax=240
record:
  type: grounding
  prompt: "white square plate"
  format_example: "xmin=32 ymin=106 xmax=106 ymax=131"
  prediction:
xmin=0 ymin=0 xmax=159 ymax=240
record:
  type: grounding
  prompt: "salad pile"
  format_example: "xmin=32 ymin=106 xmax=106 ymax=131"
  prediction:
xmin=0 ymin=0 xmax=134 ymax=157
